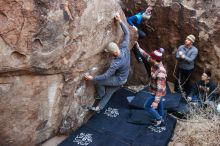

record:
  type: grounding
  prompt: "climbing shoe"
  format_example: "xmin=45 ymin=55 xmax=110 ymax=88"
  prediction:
xmin=87 ymin=106 xmax=101 ymax=113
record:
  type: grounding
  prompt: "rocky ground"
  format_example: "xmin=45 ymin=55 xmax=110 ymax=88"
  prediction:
xmin=169 ymin=114 xmax=220 ymax=146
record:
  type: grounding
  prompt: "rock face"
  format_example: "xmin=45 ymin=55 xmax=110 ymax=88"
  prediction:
xmin=121 ymin=0 xmax=220 ymax=81
xmin=1 ymin=0 xmax=219 ymax=145
xmin=0 ymin=75 xmax=63 ymax=146
xmin=0 ymin=0 xmax=136 ymax=145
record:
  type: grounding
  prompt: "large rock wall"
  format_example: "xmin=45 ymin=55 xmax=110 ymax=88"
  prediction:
xmin=0 ymin=0 xmax=136 ymax=145
xmin=121 ymin=0 xmax=220 ymax=81
xmin=0 ymin=75 xmax=63 ymax=145
xmin=1 ymin=0 xmax=219 ymax=145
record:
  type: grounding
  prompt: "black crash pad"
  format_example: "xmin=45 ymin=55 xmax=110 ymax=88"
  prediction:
xmin=59 ymin=88 xmax=176 ymax=146
xmin=59 ymin=126 xmax=129 ymax=146
xmin=128 ymin=90 xmax=181 ymax=110
xmin=128 ymin=109 xmax=177 ymax=146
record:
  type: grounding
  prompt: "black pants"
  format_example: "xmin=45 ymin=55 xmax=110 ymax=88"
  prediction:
xmin=132 ymin=46 xmax=151 ymax=76
xmin=174 ymin=67 xmax=193 ymax=94
xmin=138 ymin=29 xmax=146 ymax=39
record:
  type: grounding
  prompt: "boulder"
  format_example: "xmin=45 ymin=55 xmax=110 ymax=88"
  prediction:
xmin=0 ymin=0 xmax=137 ymax=145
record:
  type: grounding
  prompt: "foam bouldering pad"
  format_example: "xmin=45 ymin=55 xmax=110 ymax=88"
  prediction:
xmin=86 ymin=89 xmax=143 ymax=143
xmin=127 ymin=109 xmax=154 ymax=125
xmin=127 ymin=109 xmax=171 ymax=124
xmin=58 ymin=126 xmax=129 ymax=146
xmin=132 ymin=114 xmax=177 ymax=146
xmin=168 ymin=101 xmax=190 ymax=119
xmin=163 ymin=93 xmax=182 ymax=109
xmin=127 ymin=90 xmax=151 ymax=109
xmin=59 ymin=88 xmax=176 ymax=146
xmin=128 ymin=91 xmax=181 ymax=110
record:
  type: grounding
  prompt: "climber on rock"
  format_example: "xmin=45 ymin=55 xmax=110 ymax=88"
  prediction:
xmin=84 ymin=13 xmax=130 ymax=112
xmin=127 ymin=5 xmax=153 ymax=39
xmin=135 ymin=42 xmax=167 ymax=127
xmin=174 ymin=34 xmax=198 ymax=94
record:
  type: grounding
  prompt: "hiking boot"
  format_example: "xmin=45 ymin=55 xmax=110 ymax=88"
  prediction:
xmin=87 ymin=106 xmax=101 ymax=113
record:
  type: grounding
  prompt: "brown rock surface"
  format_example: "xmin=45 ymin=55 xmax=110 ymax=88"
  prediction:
xmin=0 ymin=0 xmax=137 ymax=145
xmin=0 ymin=75 xmax=63 ymax=146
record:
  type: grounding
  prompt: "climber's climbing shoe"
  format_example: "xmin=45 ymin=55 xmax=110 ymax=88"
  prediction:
xmin=87 ymin=106 xmax=101 ymax=113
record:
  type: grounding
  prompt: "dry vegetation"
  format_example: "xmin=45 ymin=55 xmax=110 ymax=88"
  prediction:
xmin=170 ymin=103 xmax=220 ymax=146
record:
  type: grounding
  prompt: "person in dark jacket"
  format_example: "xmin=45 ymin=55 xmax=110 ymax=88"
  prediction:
xmin=84 ymin=13 xmax=130 ymax=112
xmin=187 ymin=69 xmax=217 ymax=104
xmin=127 ymin=6 xmax=152 ymax=39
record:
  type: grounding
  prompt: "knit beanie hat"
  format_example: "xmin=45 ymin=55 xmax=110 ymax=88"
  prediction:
xmin=105 ymin=42 xmax=119 ymax=53
xmin=149 ymin=48 xmax=164 ymax=61
xmin=186 ymin=34 xmax=196 ymax=43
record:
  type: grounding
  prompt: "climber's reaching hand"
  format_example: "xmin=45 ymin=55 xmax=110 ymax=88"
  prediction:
xmin=115 ymin=13 xmax=122 ymax=22
xmin=84 ymin=74 xmax=93 ymax=81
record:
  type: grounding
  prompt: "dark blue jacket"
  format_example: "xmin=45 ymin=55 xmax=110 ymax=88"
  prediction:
xmin=189 ymin=80 xmax=217 ymax=101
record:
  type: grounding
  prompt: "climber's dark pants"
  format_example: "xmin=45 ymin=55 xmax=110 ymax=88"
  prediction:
xmin=138 ymin=29 xmax=146 ymax=39
xmin=93 ymin=76 xmax=125 ymax=109
xmin=174 ymin=67 xmax=193 ymax=94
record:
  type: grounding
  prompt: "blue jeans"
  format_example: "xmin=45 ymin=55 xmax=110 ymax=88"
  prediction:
xmin=93 ymin=76 xmax=125 ymax=110
xmin=144 ymin=94 xmax=164 ymax=121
